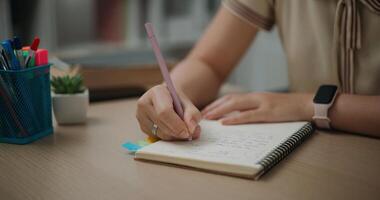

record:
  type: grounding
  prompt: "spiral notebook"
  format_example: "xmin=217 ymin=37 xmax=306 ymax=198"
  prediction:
xmin=135 ymin=120 xmax=314 ymax=179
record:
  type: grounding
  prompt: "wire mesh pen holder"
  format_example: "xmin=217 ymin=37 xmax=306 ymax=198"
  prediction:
xmin=0 ymin=64 xmax=53 ymax=144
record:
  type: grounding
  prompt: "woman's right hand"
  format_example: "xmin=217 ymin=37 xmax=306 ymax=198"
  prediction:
xmin=136 ymin=84 xmax=202 ymax=140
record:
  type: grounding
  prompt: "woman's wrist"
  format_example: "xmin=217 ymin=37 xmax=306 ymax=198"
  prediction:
xmin=300 ymin=93 xmax=314 ymax=121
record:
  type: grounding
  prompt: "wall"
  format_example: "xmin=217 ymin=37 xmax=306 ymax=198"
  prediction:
xmin=229 ymin=28 xmax=289 ymax=92
xmin=56 ymin=0 xmax=96 ymax=48
xmin=0 ymin=0 xmax=12 ymax=39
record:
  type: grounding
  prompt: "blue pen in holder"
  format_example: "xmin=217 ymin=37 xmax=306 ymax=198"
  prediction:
xmin=0 ymin=64 xmax=53 ymax=144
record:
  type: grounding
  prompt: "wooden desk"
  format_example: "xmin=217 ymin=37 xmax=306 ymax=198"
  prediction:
xmin=1 ymin=99 xmax=379 ymax=200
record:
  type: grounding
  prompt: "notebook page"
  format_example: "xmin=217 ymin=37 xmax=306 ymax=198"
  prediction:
xmin=137 ymin=120 xmax=308 ymax=168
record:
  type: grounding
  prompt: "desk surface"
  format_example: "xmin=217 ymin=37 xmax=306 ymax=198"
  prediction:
xmin=1 ymin=99 xmax=380 ymax=200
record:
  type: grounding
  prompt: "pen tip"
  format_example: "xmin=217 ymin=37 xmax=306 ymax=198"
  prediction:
xmin=31 ymin=37 xmax=40 ymax=51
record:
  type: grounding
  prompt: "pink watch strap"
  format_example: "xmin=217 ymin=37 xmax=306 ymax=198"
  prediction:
xmin=312 ymin=90 xmax=339 ymax=130
xmin=314 ymin=118 xmax=331 ymax=129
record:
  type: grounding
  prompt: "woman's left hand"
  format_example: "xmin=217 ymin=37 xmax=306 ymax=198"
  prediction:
xmin=201 ymin=92 xmax=314 ymax=125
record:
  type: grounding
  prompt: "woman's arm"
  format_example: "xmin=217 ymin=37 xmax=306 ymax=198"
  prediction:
xmin=171 ymin=6 xmax=258 ymax=107
xmin=136 ymin=6 xmax=258 ymax=140
xmin=330 ymin=94 xmax=380 ymax=137
xmin=202 ymin=92 xmax=380 ymax=138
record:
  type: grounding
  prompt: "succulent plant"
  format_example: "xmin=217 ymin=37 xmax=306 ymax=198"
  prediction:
xmin=51 ymin=75 xmax=85 ymax=94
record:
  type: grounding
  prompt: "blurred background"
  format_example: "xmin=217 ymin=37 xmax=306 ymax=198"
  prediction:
xmin=0 ymin=0 xmax=288 ymax=101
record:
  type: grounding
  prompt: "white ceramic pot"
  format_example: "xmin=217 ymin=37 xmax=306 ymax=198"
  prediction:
xmin=52 ymin=89 xmax=89 ymax=125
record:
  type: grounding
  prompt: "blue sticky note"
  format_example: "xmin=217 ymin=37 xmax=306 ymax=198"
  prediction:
xmin=122 ymin=142 xmax=142 ymax=153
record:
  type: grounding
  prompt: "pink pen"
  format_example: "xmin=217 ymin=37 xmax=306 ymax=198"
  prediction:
xmin=145 ymin=23 xmax=191 ymax=140
xmin=25 ymin=37 xmax=40 ymax=67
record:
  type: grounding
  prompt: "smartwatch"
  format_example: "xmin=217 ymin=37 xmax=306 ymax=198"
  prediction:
xmin=312 ymin=85 xmax=339 ymax=129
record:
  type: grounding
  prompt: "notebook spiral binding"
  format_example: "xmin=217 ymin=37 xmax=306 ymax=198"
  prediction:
xmin=257 ymin=123 xmax=314 ymax=176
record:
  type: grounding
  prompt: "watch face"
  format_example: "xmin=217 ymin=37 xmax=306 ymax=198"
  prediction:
xmin=313 ymin=85 xmax=338 ymax=104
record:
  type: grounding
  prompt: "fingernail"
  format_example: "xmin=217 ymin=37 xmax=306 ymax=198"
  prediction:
xmin=190 ymin=119 xmax=197 ymax=133
xmin=189 ymin=126 xmax=201 ymax=140
xmin=194 ymin=125 xmax=201 ymax=135
xmin=221 ymin=118 xmax=233 ymax=125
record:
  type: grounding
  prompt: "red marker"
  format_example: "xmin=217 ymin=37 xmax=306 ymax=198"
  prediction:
xmin=35 ymin=49 xmax=48 ymax=66
xmin=24 ymin=37 xmax=40 ymax=67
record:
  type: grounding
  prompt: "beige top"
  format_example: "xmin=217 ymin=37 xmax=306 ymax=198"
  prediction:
xmin=223 ymin=0 xmax=380 ymax=95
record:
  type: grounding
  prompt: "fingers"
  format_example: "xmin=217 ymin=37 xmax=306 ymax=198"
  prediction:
xmin=150 ymin=86 xmax=190 ymax=138
xmin=136 ymin=108 xmax=174 ymax=140
xmin=220 ymin=109 xmax=267 ymax=125
xmin=201 ymin=95 xmax=228 ymax=115
xmin=192 ymin=125 xmax=201 ymax=139
xmin=136 ymin=85 xmax=201 ymax=140
xmin=183 ymin=98 xmax=202 ymax=138
xmin=149 ymin=104 xmax=190 ymax=139
xmin=203 ymin=94 xmax=259 ymax=120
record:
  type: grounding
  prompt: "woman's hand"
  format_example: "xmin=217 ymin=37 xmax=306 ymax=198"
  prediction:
xmin=202 ymin=92 xmax=314 ymax=125
xmin=136 ymin=84 xmax=202 ymax=140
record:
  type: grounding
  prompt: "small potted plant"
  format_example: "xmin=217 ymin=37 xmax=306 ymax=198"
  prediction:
xmin=51 ymin=75 xmax=89 ymax=125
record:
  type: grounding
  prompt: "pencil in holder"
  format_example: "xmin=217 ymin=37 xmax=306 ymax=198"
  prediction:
xmin=0 ymin=64 xmax=53 ymax=144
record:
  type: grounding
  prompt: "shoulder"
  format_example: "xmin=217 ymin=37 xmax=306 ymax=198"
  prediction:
xmin=222 ymin=0 xmax=276 ymax=31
